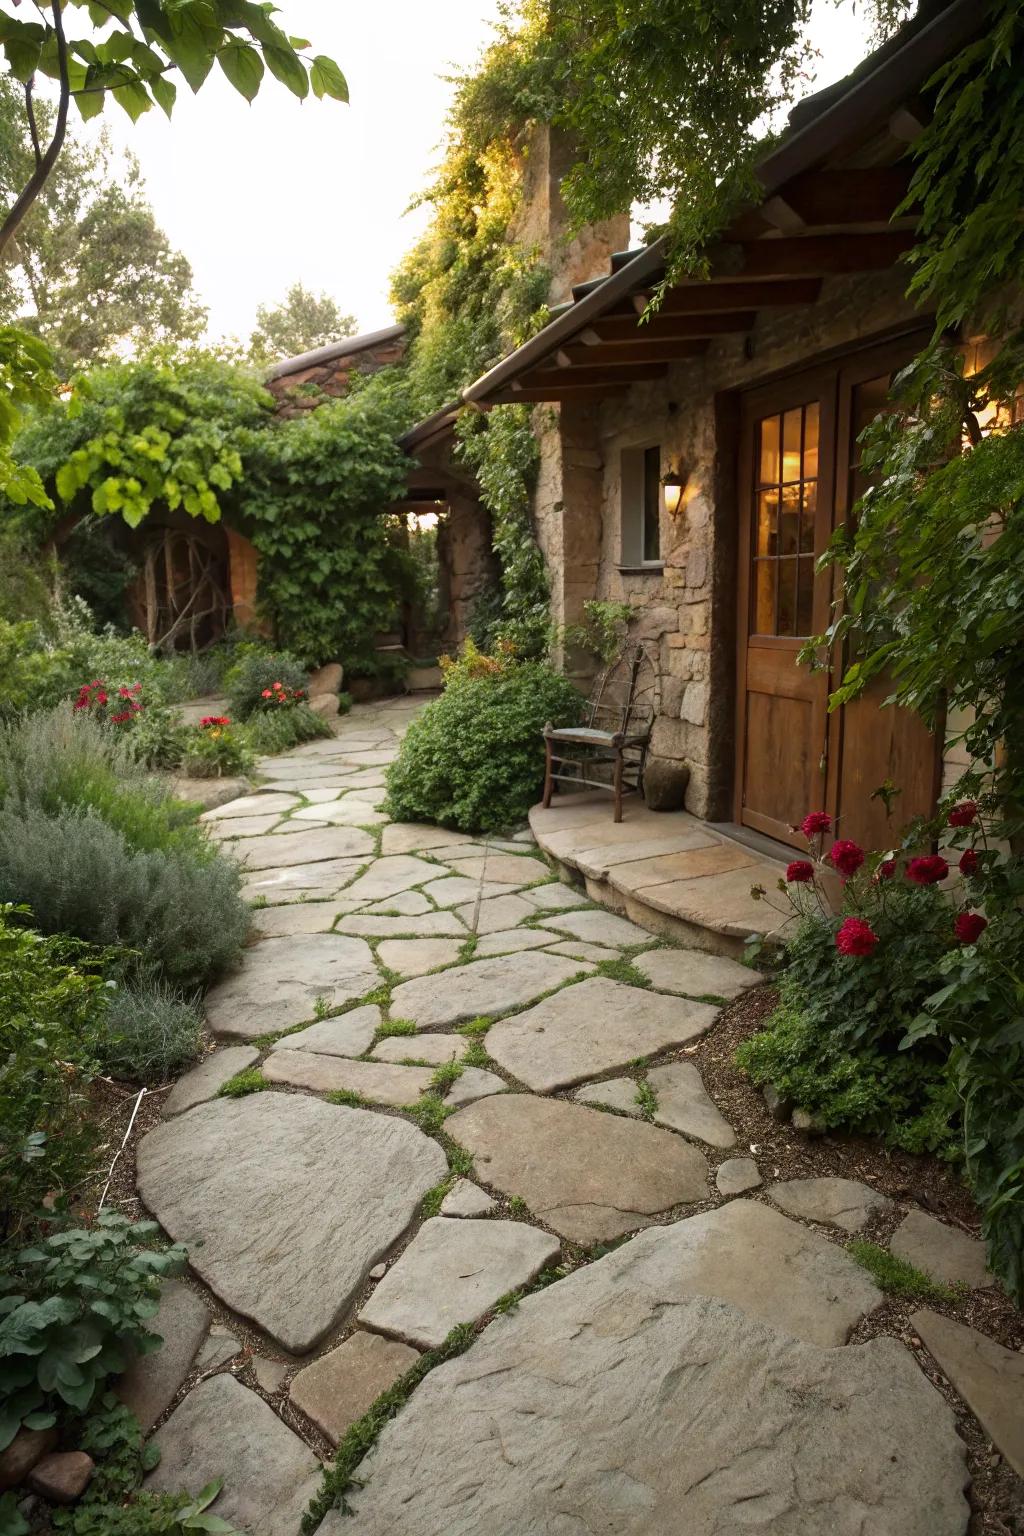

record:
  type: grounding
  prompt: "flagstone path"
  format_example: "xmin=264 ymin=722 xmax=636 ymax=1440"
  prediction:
xmin=127 ymin=695 xmax=1019 ymax=1534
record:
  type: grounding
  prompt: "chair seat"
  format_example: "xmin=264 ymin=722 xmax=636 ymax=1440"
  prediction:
xmin=546 ymin=727 xmax=649 ymax=746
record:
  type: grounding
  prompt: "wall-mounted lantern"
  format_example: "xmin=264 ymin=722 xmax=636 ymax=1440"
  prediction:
xmin=662 ymin=470 xmax=686 ymax=516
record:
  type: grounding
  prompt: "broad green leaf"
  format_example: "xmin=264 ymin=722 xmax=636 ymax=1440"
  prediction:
xmin=112 ymin=80 xmax=152 ymax=123
xmin=3 ymin=34 xmax=43 ymax=84
xmin=74 ymin=88 xmax=107 ymax=122
xmin=310 ymin=54 xmax=348 ymax=103
xmin=150 ymin=74 xmax=177 ymax=117
xmin=218 ymin=38 xmax=264 ymax=101
xmin=165 ymin=10 xmax=219 ymax=92
xmin=264 ymin=43 xmax=308 ymax=99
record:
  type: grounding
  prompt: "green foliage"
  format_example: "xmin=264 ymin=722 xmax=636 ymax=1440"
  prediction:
xmin=0 ymin=1212 xmax=185 ymax=1450
xmin=633 ymin=1079 xmax=657 ymax=1121
xmin=325 ymin=1088 xmax=368 ymax=1109
xmin=402 ymin=1096 xmax=451 ymax=1136
xmin=123 ymin=704 xmax=189 ymax=771
xmin=217 ymin=1068 xmax=266 ymax=1099
xmin=0 ymin=326 xmax=57 ymax=509
xmin=430 ymin=1060 xmax=463 ymax=1093
xmin=180 ymin=719 xmax=253 ymax=780
xmin=847 ymin=1240 xmax=959 ymax=1304
xmin=249 ymin=282 xmax=356 ymax=364
xmin=0 ymin=617 xmax=79 ymax=716
xmin=54 ymin=1396 xmax=158 ymax=1513
xmin=0 ymin=909 xmax=106 ymax=1243
xmin=420 ymin=1177 xmax=454 ymax=1219
xmin=385 ymin=647 xmax=584 ymax=833
xmin=18 ymin=353 xmax=270 ymax=530
xmin=376 ymin=1017 xmax=417 ymax=1038
xmin=241 ymin=374 xmax=416 ymax=669
xmin=594 ymin=957 xmax=648 ymax=989
xmin=303 ymin=1323 xmax=477 ymax=1529
xmin=241 ymin=703 xmax=334 ymax=756
xmin=562 ymin=600 xmax=636 ymax=665
xmin=224 ymin=649 xmax=308 ymax=719
xmin=97 ymin=978 xmax=203 ymax=1083
xmin=55 ymin=1479 xmax=239 ymax=1535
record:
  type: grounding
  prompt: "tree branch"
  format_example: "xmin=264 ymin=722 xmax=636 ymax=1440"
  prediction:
xmin=24 ymin=80 xmax=43 ymax=168
xmin=0 ymin=1 xmax=71 ymax=261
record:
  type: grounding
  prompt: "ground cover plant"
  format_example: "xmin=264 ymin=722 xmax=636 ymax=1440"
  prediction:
xmin=385 ymin=640 xmax=583 ymax=833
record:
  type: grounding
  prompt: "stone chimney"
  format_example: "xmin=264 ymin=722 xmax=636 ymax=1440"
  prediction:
xmin=512 ymin=124 xmax=630 ymax=305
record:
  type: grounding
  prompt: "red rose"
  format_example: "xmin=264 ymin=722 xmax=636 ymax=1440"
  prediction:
xmin=786 ymin=860 xmax=814 ymax=883
xmin=800 ymin=811 xmax=832 ymax=838
xmin=947 ymin=801 xmax=978 ymax=828
xmin=954 ymin=912 xmax=987 ymax=945
xmin=836 ymin=917 xmax=878 ymax=957
xmin=828 ymin=839 xmax=865 ymax=879
xmin=906 ymin=854 xmax=949 ymax=886
xmin=959 ymin=849 xmax=979 ymax=877
xmin=875 ymin=858 xmax=896 ymax=881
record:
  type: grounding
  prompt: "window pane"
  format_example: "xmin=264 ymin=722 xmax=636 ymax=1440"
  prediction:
xmin=756 ymin=491 xmax=778 ymax=555
xmin=777 ymin=557 xmax=797 ymax=635
xmin=802 ymin=402 xmax=819 ymax=480
xmin=643 ymin=445 xmax=661 ymax=561
xmin=753 ymin=559 xmax=775 ymax=634
xmin=758 ymin=415 xmax=780 ymax=484
xmin=779 ymin=483 xmax=800 ymax=556
xmin=796 ymin=556 xmax=816 ymax=635
xmin=799 ymin=482 xmax=817 ymax=554
xmin=782 ymin=409 xmax=802 ymax=482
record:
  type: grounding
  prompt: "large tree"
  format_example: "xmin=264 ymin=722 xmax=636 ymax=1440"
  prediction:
xmin=248 ymin=281 xmax=356 ymax=363
xmin=0 ymin=78 xmax=206 ymax=371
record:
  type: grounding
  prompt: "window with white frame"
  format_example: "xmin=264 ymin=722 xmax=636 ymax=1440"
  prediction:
xmin=620 ymin=443 xmax=662 ymax=567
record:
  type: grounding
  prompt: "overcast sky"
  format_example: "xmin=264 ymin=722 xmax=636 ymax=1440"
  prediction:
xmin=88 ymin=0 xmax=875 ymax=347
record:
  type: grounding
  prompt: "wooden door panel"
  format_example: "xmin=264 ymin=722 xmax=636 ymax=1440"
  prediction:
xmin=831 ymin=676 xmax=941 ymax=850
xmin=742 ymin=690 xmax=816 ymax=840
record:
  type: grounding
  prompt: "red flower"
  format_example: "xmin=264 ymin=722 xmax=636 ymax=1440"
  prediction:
xmin=273 ymin=681 xmax=283 ymax=690
xmin=954 ymin=912 xmax=987 ymax=945
xmin=200 ymin=715 xmax=231 ymax=728
xmin=800 ymin=811 xmax=832 ymax=838
xmin=261 ymin=688 xmax=272 ymax=698
xmin=828 ymin=839 xmax=865 ymax=879
xmin=875 ymin=858 xmax=896 ymax=881
xmin=110 ymin=710 xmax=132 ymax=723
xmin=97 ymin=692 xmax=108 ymax=705
xmin=906 ymin=854 xmax=949 ymax=886
xmin=947 ymin=801 xmax=978 ymax=828
xmin=959 ymin=848 xmax=979 ymax=877
xmin=786 ymin=860 xmax=814 ymax=883
xmin=836 ymin=917 xmax=878 ymax=957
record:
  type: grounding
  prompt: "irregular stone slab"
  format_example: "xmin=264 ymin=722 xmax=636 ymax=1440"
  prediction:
xmin=359 ymin=1218 xmax=560 ymax=1349
xmin=164 ymin=1047 xmax=259 ymax=1117
xmin=912 ymin=1309 xmax=1024 ymax=1477
xmin=274 ymin=815 xmax=331 ymax=833
xmin=267 ymin=1006 xmax=380 ymax=1058
xmin=770 ymin=1177 xmax=892 ymax=1233
xmin=242 ymin=857 xmax=366 ymax=904
xmin=545 ymin=939 xmax=620 ymax=963
xmin=423 ymin=876 xmax=524 ymax=908
xmin=545 ymin=909 xmax=653 ymax=948
xmin=147 ymin=1375 xmax=320 ymax=1536
xmin=194 ymin=1325 xmax=240 ymax=1373
xmin=521 ymin=881 xmax=588 ymax=911
xmin=376 ymin=938 xmax=463 ymax=977
xmin=116 ymin=1281 xmax=208 ymax=1431
xmin=487 ymin=977 xmax=718 ymax=1093
xmin=574 ymin=1076 xmax=641 ymax=1115
xmin=380 ymin=824 xmax=476 ymax=855
xmin=447 ymin=1095 xmax=708 ymax=1244
xmin=472 ymin=927 xmax=561 ymax=958
xmin=234 ymin=826 xmax=375 ymax=870
xmin=205 ymin=934 xmax=379 ymax=1039
xmin=202 ymin=792 xmax=299 ymax=821
xmin=716 ymin=1156 xmax=762 ymax=1195
xmin=337 ymin=1291 xmax=967 ymax=1536
xmin=301 ymin=787 xmax=344 ymax=803
xmin=290 ymin=1331 xmax=419 ymax=1446
xmin=339 ymin=855 xmax=444 ymax=904
xmin=446 ymin=854 xmax=546 ymax=885
xmin=457 ymin=894 xmax=537 ymax=933
xmin=251 ymin=901 xmax=338 ymax=937
xmin=647 ymin=1063 xmax=736 ymax=1149
xmin=371 ymin=1033 xmax=466 ymax=1066
xmin=263 ymin=1051 xmax=434 ymax=1105
xmin=362 ymin=889 xmax=433 ymax=916
xmin=209 ymin=812 xmax=282 ymax=839
xmin=252 ymin=1356 xmax=288 ymax=1395
xmin=137 ymin=1094 xmax=447 ymax=1351
xmin=608 ymin=843 xmax=759 ymax=893
xmin=440 ymin=1180 xmax=495 ymax=1218
xmin=336 ymin=911 xmax=467 ymax=939
xmin=390 ymin=953 xmax=584 ymax=1031
xmin=290 ymin=799 xmax=388 ymax=826
xmin=890 ymin=1210 xmax=990 ymax=1288
xmin=634 ymin=946 xmax=761 ymax=1000
xmin=443 ymin=1066 xmax=506 ymax=1108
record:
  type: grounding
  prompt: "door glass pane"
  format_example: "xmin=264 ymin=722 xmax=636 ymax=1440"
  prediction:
xmin=750 ymin=400 xmax=819 ymax=637
xmin=642 ymin=445 xmax=661 ymax=561
xmin=758 ymin=415 xmax=780 ymax=483
xmin=797 ymin=556 xmax=816 ymax=634
xmin=799 ymin=482 xmax=817 ymax=553
xmin=782 ymin=409 xmax=802 ymax=482
xmin=777 ymin=557 xmax=797 ymax=634
xmin=779 ymin=483 xmax=800 ymax=556
xmin=848 ymin=374 xmax=890 ymax=506
xmin=756 ymin=491 xmax=778 ymax=555
xmin=803 ymin=402 xmax=819 ymax=479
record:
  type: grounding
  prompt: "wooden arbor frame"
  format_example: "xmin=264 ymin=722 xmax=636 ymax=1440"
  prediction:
xmin=542 ymin=644 xmax=660 ymax=822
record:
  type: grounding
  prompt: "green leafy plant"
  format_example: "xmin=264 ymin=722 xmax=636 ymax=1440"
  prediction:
xmin=376 ymin=1017 xmax=417 ymax=1038
xmin=97 ymin=978 xmax=203 ymax=1084
xmin=402 ymin=1097 xmax=451 ymax=1136
xmin=56 ymin=1479 xmax=239 ymax=1535
xmin=847 ymin=1240 xmax=959 ymax=1304
xmin=217 ymin=1068 xmax=266 ymax=1099
xmin=562 ymin=601 xmax=636 ymax=665
xmin=123 ymin=705 xmax=189 ymax=772
xmin=224 ymin=650 xmax=308 ymax=720
xmin=180 ymin=717 xmax=253 ymax=780
xmin=385 ymin=644 xmax=584 ymax=833
xmin=633 ymin=1080 xmax=657 ymax=1121
xmin=241 ymin=703 xmax=333 ymax=756
xmin=0 ymin=1213 xmax=185 ymax=1450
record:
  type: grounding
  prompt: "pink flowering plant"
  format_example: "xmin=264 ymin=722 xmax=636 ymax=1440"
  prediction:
xmin=73 ymin=680 xmax=144 ymax=728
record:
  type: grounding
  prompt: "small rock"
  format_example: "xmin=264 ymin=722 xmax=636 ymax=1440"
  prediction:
xmin=647 ymin=1062 xmax=736 ymax=1149
xmin=643 ymin=758 xmax=690 ymax=812
xmin=28 ymin=1452 xmax=93 ymax=1505
xmin=716 ymin=1157 xmax=762 ymax=1196
xmin=267 ymin=1006 xmax=381 ymax=1059
xmin=891 ymin=1210 xmax=990 ymax=1289
xmin=195 ymin=1326 xmax=240 ymax=1373
xmin=369 ymin=1264 xmax=387 ymax=1280
xmin=0 ymin=1428 xmax=58 ymax=1492
xmin=769 ymin=1177 xmax=892 ymax=1234
xmin=309 ymin=693 xmax=340 ymax=718
xmin=440 ymin=1180 xmax=496 ymax=1218
xmin=372 ymin=1033 xmax=466 ymax=1066
xmin=309 ymin=662 xmax=344 ymax=694
xmin=253 ymin=1357 xmax=288 ymax=1395
xmin=791 ymin=1107 xmax=825 ymax=1135
xmin=762 ymin=1083 xmax=792 ymax=1122
xmin=574 ymin=1076 xmax=641 ymax=1116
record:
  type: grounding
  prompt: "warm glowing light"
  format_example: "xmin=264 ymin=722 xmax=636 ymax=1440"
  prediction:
xmin=662 ymin=472 xmax=685 ymax=516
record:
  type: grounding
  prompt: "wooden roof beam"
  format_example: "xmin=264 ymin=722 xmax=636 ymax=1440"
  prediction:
xmin=651 ymin=278 xmax=823 ymax=314
xmin=517 ymin=362 xmax=668 ymax=389
xmin=736 ymin=229 xmax=916 ymax=277
xmin=561 ymin=340 xmax=707 ymax=366
xmin=498 ymin=385 xmax=629 ymax=403
xmin=583 ymin=312 xmax=756 ymax=343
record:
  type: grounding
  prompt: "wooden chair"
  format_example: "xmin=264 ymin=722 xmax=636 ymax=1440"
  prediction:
xmin=542 ymin=643 xmax=659 ymax=822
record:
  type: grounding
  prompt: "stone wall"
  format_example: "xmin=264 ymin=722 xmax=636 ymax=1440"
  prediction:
xmin=267 ymin=332 xmax=407 ymax=420
xmin=512 ymin=127 xmax=631 ymax=306
xmin=541 ymin=267 xmax=932 ymax=818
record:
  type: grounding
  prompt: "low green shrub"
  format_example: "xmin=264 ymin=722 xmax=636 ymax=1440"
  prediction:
xmin=97 ymin=979 xmax=203 ymax=1083
xmin=225 ymin=649 xmax=308 ymax=720
xmin=0 ymin=909 xmax=107 ymax=1243
xmin=54 ymin=1480 xmax=239 ymax=1535
xmin=123 ymin=705 xmax=190 ymax=771
xmin=0 ymin=1212 xmax=185 ymax=1449
xmin=242 ymin=703 xmax=334 ymax=755
xmin=180 ymin=717 xmax=254 ymax=779
xmin=846 ymin=1239 xmax=959 ymax=1303
xmin=385 ymin=644 xmax=584 ymax=833
xmin=0 ymin=618 xmax=78 ymax=718
xmin=0 ymin=807 xmax=250 ymax=991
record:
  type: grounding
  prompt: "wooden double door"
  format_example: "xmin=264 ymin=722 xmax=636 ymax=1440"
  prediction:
xmin=734 ymin=334 xmax=941 ymax=853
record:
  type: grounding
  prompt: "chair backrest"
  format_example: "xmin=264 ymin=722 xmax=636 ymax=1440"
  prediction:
xmin=585 ymin=643 xmax=659 ymax=738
